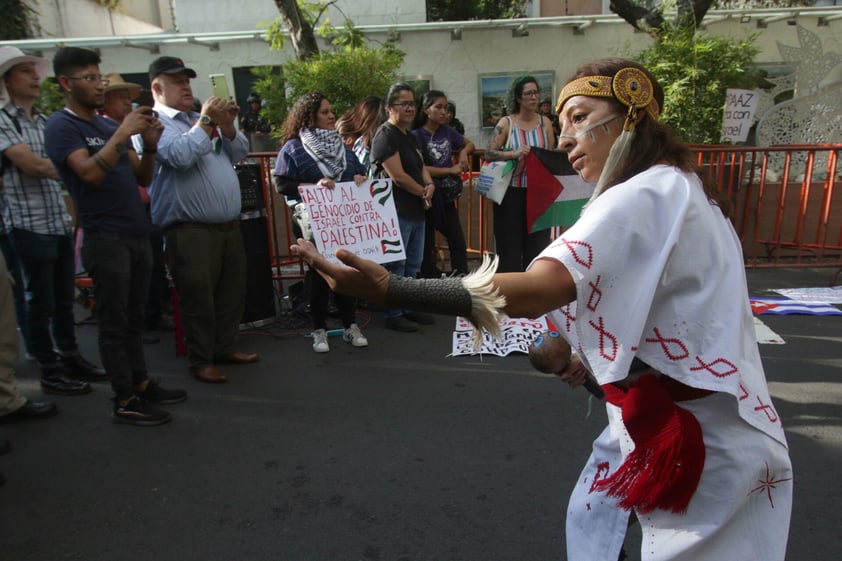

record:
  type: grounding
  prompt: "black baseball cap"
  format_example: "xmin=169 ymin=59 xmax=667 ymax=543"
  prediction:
xmin=148 ymin=56 xmax=197 ymax=81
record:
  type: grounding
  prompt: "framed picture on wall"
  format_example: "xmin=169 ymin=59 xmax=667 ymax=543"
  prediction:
xmin=478 ymin=71 xmax=555 ymax=128
xmin=402 ymin=75 xmax=433 ymax=96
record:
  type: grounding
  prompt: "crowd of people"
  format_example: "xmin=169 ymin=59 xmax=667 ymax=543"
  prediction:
xmin=0 ymin=45 xmax=795 ymax=561
xmin=0 ymin=43 xmax=488 ymax=441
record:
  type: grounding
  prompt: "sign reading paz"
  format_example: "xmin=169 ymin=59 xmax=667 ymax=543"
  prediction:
xmin=298 ymin=179 xmax=405 ymax=265
xmin=720 ymin=89 xmax=759 ymax=143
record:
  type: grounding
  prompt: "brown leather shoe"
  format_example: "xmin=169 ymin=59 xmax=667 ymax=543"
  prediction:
xmin=190 ymin=365 xmax=227 ymax=384
xmin=215 ymin=351 xmax=259 ymax=364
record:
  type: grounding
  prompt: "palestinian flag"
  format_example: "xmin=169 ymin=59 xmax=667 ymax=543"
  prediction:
xmin=525 ymin=147 xmax=594 ymax=232
xmin=750 ymin=297 xmax=842 ymax=316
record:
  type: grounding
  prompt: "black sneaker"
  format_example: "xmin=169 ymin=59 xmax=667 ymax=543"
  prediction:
xmin=384 ymin=316 xmax=419 ymax=332
xmin=112 ymin=397 xmax=172 ymax=426
xmin=61 ymin=354 xmax=108 ymax=381
xmin=404 ymin=311 xmax=435 ymax=325
xmin=40 ymin=373 xmax=92 ymax=396
xmin=137 ymin=379 xmax=187 ymax=405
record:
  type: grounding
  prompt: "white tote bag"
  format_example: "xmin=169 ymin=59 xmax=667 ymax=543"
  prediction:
xmin=475 ymin=116 xmax=516 ymax=204
xmin=475 ymin=159 xmax=516 ymax=204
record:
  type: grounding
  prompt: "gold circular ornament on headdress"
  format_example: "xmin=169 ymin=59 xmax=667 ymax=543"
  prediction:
xmin=555 ymin=67 xmax=660 ymax=123
xmin=611 ymin=67 xmax=659 ymax=121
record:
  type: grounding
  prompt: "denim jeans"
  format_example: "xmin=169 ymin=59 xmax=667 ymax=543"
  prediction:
xmin=9 ymin=229 xmax=78 ymax=365
xmin=81 ymin=232 xmax=152 ymax=400
xmin=383 ymin=216 xmax=425 ymax=319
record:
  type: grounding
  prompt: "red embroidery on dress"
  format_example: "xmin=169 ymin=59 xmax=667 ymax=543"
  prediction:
xmin=586 ymin=275 xmax=603 ymax=312
xmin=589 ymin=461 xmax=610 ymax=493
xmin=738 ymin=383 xmax=749 ymax=401
xmin=645 ymin=327 xmax=690 ymax=361
xmin=690 ymin=356 xmax=738 ymax=378
xmin=562 ymin=239 xmax=594 ymax=269
xmin=747 ymin=462 xmax=792 ymax=508
xmin=754 ymin=396 xmax=779 ymax=423
xmin=588 ymin=317 xmax=618 ymax=361
xmin=560 ymin=305 xmax=576 ymax=332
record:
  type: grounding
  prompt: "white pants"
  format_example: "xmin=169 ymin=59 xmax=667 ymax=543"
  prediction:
xmin=566 ymin=392 xmax=793 ymax=561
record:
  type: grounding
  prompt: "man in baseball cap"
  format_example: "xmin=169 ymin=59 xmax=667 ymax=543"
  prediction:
xmin=148 ymin=56 xmax=196 ymax=82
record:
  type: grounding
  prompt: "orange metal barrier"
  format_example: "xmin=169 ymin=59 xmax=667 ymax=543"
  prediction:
xmin=249 ymin=143 xmax=842 ymax=287
xmin=693 ymin=144 xmax=842 ymax=268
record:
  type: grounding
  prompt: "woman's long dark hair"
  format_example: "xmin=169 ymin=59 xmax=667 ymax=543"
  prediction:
xmin=565 ymin=58 xmax=732 ymax=218
xmin=336 ymin=95 xmax=385 ymax=149
xmin=411 ymin=89 xmax=447 ymax=130
xmin=280 ymin=92 xmax=327 ymax=143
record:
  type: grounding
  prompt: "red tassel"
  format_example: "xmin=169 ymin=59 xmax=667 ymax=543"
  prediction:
xmin=595 ymin=374 xmax=705 ymax=514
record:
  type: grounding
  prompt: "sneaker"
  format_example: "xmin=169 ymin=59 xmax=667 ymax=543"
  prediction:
xmin=343 ymin=323 xmax=369 ymax=347
xmin=385 ymin=316 xmax=419 ymax=332
xmin=137 ymin=379 xmax=187 ymax=405
xmin=40 ymin=373 xmax=92 ymax=396
xmin=312 ymin=329 xmax=330 ymax=353
xmin=112 ymin=397 xmax=172 ymax=426
xmin=60 ymin=354 xmax=108 ymax=381
xmin=404 ymin=311 xmax=435 ymax=325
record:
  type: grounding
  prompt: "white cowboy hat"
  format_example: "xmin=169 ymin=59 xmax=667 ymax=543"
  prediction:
xmin=103 ymin=72 xmax=141 ymax=99
xmin=0 ymin=46 xmax=51 ymax=106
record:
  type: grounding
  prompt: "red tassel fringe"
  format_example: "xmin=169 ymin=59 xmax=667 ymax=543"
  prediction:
xmin=595 ymin=375 xmax=705 ymax=514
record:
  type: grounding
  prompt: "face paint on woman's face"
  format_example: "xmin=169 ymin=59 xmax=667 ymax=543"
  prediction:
xmin=557 ymin=96 xmax=623 ymax=182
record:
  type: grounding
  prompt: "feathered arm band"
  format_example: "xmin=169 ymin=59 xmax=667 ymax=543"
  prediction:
xmin=384 ymin=255 xmax=507 ymax=342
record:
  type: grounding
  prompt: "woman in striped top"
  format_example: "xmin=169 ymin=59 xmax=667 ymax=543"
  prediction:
xmin=484 ymin=75 xmax=555 ymax=272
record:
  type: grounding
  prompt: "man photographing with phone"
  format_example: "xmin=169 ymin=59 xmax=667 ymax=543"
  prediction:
xmin=146 ymin=55 xmax=259 ymax=385
xmin=45 ymin=47 xmax=188 ymax=425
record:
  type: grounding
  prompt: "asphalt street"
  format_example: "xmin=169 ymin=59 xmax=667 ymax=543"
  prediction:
xmin=0 ymin=267 xmax=839 ymax=561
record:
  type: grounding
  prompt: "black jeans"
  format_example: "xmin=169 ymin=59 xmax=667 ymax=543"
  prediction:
xmin=492 ymin=188 xmax=551 ymax=273
xmin=82 ymin=232 xmax=152 ymax=400
xmin=9 ymin=229 xmax=78 ymax=365
xmin=421 ymin=197 xmax=469 ymax=277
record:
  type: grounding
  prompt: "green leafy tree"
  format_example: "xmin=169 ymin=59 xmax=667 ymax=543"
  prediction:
xmin=426 ymin=0 xmax=528 ymax=21
xmin=254 ymin=1 xmax=405 ymax=135
xmin=635 ymin=26 xmax=761 ymax=143
xmin=36 ymin=79 xmax=66 ymax=117
xmin=0 ymin=0 xmax=38 ymax=39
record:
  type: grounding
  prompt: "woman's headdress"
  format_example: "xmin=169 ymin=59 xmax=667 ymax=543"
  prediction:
xmin=555 ymin=66 xmax=660 ymax=209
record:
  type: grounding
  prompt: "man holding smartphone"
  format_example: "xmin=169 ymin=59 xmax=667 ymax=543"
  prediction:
xmin=147 ymin=56 xmax=258 ymax=385
xmin=45 ymin=47 xmax=187 ymax=425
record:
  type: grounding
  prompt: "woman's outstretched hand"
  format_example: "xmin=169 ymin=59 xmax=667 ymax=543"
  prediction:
xmin=290 ymin=239 xmax=392 ymax=304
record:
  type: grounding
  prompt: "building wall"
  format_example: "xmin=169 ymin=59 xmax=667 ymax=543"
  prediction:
xmin=540 ymin=0 xmax=604 ymax=16
xmin=35 ymin=0 xmax=166 ymax=37
xmin=171 ymin=0 xmax=427 ymax=33
xmin=19 ymin=14 xmax=842 ymax=146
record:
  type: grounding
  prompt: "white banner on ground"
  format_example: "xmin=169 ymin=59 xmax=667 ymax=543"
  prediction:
xmin=451 ymin=316 xmax=549 ymax=357
xmin=298 ymin=179 xmax=404 ymax=265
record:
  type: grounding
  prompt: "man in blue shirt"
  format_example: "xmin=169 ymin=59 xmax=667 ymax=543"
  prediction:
xmin=45 ymin=47 xmax=187 ymax=426
xmin=147 ymin=56 xmax=258 ymax=384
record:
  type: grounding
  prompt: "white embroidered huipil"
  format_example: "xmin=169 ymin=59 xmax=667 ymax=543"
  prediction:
xmin=532 ymin=165 xmax=793 ymax=561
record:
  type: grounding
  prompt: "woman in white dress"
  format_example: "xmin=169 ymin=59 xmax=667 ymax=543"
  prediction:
xmin=290 ymin=58 xmax=793 ymax=561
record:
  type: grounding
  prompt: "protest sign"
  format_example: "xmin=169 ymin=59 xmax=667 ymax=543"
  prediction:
xmin=720 ymin=89 xmax=759 ymax=143
xmin=298 ymin=179 xmax=405 ymax=265
xmin=451 ymin=316 xmax=549 ymax=357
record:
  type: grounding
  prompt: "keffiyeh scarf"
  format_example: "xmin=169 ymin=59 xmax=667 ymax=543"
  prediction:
xmin=300 ymin=127 xmax=346 ymax=180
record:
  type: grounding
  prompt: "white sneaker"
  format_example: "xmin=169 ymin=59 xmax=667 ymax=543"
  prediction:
xmin=343 ymin=323 xmax=368 ymax=347
xmin=312 ymin=329 xmax=329 ymax=353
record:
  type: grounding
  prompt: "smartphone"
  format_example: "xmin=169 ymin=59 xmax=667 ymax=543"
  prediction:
xmin=209 ymin=74 xmax=230 ymax=99
xmin=136 ymin=89 xmax=154 ymax=108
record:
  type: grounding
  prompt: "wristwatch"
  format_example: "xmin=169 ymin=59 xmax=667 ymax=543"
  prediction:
xmin=199 ymin=114 xmax=217 ymax=128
